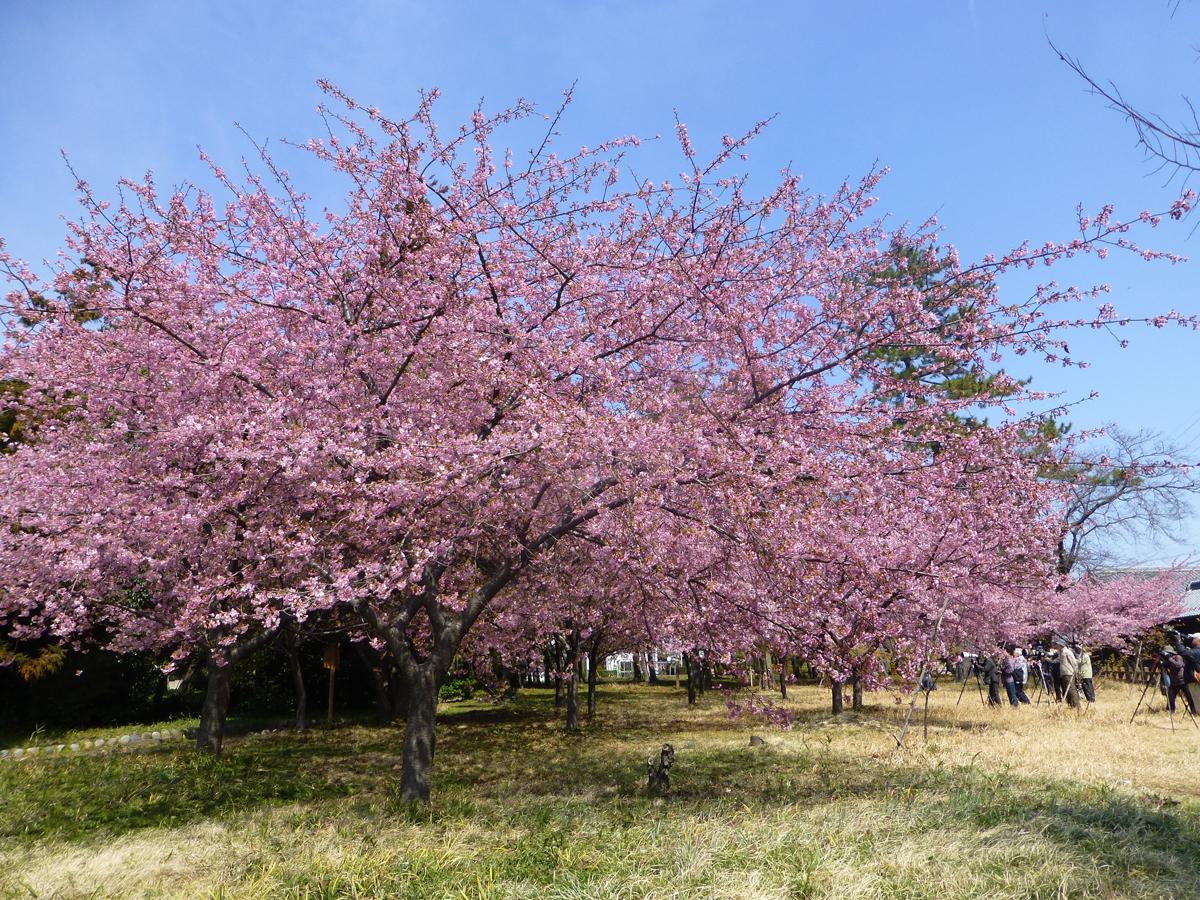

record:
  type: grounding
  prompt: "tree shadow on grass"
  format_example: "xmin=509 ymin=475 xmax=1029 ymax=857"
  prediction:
xmin=448 ymin=737 xmax=1200 ymax=898
xmin=8 ymin=696 xmax=1200 ymax=900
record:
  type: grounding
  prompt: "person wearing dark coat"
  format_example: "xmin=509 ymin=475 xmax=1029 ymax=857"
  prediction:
xmin=1162 ymin=650 xmax=1196 ymax=715
xmin=1169 ymin=632 xmax=1200 ymax=715
xmin=981 ymin=654 xmax=1003 ymax=707
xmin=1044 ymin=649 xmax=1063 ymax=701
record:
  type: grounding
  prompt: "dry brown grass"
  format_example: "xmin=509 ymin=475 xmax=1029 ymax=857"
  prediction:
xmin=2 ymin=678 xmax=1199 ymax=899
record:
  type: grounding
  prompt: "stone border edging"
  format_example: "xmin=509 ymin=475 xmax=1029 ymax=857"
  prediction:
xmin=1 ymin=728 xmax=184 ymax=760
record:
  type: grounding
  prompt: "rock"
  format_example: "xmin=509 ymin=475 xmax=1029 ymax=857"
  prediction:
xmin=0 ymin=749 xmax=8 ymax=759
xmin=151 ymin=731 xmax=162 ymax=740
xmin=119 ymin=735 xmax=131 ymax=745
xmin=749 ymin=735 xmax=765 ymax=746
xmin=26 ymin=747 xmax=38 ymax=756
xmin=141 ymin=733 xmax=153 ymax=741
xmin=69 ymin=743 xmax=80 ymax=752
xmin=12 ymin=748 xmax=23 ymax=758
xmin=83 ymin=741 xmax=93 ymax=749
xmin=55 ymin=744 xmax=66 ymax=753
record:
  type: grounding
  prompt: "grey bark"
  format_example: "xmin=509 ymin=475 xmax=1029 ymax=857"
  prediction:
xmin=288 ymin=628 xmax=308 ymax=731
xmin=586 ymin=641 xmax=600 ymax=718
xmin=196 ymin=657 xmax=231 ymax=755
xmin=195 ymin=628 xmax=276 ymax=755
xmin=683 ymin=651 xmax=698 ymax=705
xmin=400 ymin=667 xmax=438 ymax=802
xmin=831 ymin=681 xmax=844 ymax=715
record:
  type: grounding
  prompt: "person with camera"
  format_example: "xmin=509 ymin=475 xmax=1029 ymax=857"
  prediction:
xmin=1160 ymin=646 xmax=1195 ymax=715
xmin=1014 ymin=648 xmax=1032 ymax=704
xmin=1054 ymin=636 xmax=1079 ymax=708
xmin=1001 ymin=645 xmax=1030 ymax=706
xmin=980 ymin=652 xmax=1003 ymax=706
xmin=1043 ymin=646 xmax=1063 ymax=702
xmin=1167 ymin=629 xmax=1200 ymax=715
xmin=1076 ymin=643 xmax=1095 ymax=704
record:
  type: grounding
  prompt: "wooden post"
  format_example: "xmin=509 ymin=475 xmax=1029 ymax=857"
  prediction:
xmin=323 ymin=644 xmax=340 ymax=726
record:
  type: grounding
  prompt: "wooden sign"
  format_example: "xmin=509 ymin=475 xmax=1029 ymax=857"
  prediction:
xmin=323 ymin=644 xmax=340 ymax=670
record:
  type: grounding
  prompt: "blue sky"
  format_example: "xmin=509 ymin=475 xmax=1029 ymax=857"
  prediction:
xmin=2 ymin=1 xmax=1197 ymax=563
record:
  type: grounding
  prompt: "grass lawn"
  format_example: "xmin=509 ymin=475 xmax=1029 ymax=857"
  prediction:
xmin=2 ymin=678 xmax=1200 ymax=898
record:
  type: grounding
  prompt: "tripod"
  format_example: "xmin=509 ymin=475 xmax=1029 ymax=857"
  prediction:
xmin=1131 ymin=655 xmax=1199 ymax=732
xmin=1031 ymin=661 xmax=1053 ymax=707
xmin=955 ymin=666 xmax=986 ymax=707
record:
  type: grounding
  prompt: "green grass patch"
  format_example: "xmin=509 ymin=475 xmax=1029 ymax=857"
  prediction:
xmin=2 ymin=684 xmax=1199 ymax=898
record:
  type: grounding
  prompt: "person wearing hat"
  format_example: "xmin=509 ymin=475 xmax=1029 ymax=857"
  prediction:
xmin=1055 ymin=636 xmax=1079 ymax=708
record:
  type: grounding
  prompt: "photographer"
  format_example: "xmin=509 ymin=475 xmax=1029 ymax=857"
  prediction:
xmin=1160 ymin=647 xmax=1195 ymax=715
xmin=1043 ymin=647 xmax=1063 ymax=702
xmin=980 ymin=652 xmax=1003 ymax=707
xmin=1167 ymin=629 xmax=1200 ymax=715
xmin=1054 ymin=637 xmax=1079 ymax=708
xmin=1076 ymin=644 xmax=1095 ymax=704
xmin=1014 ymin=648 xmax=1032 ymax=704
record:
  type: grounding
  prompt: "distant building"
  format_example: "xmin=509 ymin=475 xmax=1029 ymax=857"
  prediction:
xmin=603 ymin=650 xmax=680 ymax=678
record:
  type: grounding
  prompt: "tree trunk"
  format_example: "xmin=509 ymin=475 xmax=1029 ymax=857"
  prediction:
xmin=565 ymin=667 xmax=580 ymax=731
xmin=357 ymin=642 xmax=395 ymax=721
xmin=779 ymin=655 xmax=789 ymax=700
xmin=632 ymin=653 xmax=643 ymax=683
xmin=288 ymin=629 xmax=308 ymax=731
xmin=587 ymin=642 xmax=600 ymax=718
xmin=150 ymin=673 xmax=167 ymax=719
xmin=831 ymin=681 xmax=844 ymax=715
xmin=683 ymin=651 xmax=698 ymax=705
xmin=399 ymin=668 xmax=439 ymax=803
xmin=564 ymin=630 xmax=581 ymax=731
xmin=196 ymin=656 xmax=232 ymax=755
xmin=852 ymin=677 xmax=863 ymax=710
xmin=547 ymin=645 xmax=564 ymax=707
xmin=390 ymin=664 xmax=411 ymax=719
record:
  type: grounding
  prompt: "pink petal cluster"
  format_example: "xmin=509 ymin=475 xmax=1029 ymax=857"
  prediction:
xmin=1 ymin=87 xmax=1192 ymax=792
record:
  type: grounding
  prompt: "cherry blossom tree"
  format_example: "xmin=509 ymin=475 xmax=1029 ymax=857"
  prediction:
xmin=1 ymin=84 xmax=1193 ymax=799
xmin=1030 ymin=570 xmax=1186 ymax=650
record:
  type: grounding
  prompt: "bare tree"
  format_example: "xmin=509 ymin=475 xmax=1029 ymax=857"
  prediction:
xmin=1053 ymin=427 xmax=1200 ymax=574
xmin=1051 ymin=11 xmax=1200 ymax=182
